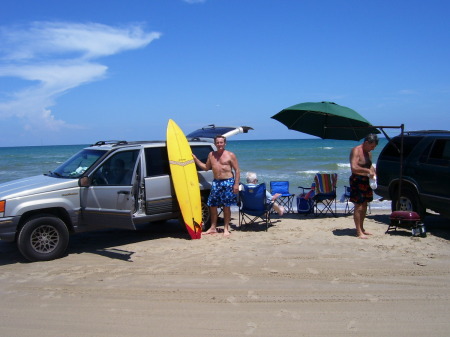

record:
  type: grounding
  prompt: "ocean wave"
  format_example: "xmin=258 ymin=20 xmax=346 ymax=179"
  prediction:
xmin=337 ymin=163 xmax=351 ymax=168
xmin=296 ymin=170 xmax=319 ymax=175
xmin=261 ymin=157 xmax=298 ymax=162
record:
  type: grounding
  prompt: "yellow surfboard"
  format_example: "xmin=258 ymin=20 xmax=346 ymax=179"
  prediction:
xmin=166 ymin=119 xmax=203 ymax=239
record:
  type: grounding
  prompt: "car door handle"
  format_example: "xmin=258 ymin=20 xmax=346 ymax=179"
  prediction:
xmin=118 ymin=191 xmax=130 ymax=195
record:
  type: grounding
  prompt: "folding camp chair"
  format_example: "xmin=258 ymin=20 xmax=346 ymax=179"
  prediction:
xmin=270 ymin=181 xmax=295 ymax=213
xmin=344 ymin=186 xmax=354 ymax=214
xmin=312 ymin=173 xmax=337 ymax=217
xmin=238 ymin=183 xmax=273 ymax=231
xmin=296 ymin=186 xmax=315 ymax=215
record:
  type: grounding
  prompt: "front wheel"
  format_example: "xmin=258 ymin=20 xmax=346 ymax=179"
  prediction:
xmin=391 ymin=186 xmax=425 ymax=219
xmin=17 ymin=215 xmax=70 ymax=262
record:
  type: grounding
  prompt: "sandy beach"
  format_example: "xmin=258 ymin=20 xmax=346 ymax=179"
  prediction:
xmin=1 ymin=210 xmax=449 ymax=337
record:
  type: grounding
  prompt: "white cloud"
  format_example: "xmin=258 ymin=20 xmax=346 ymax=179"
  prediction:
xmin=0 ymin=22 xmax=161 ymax=131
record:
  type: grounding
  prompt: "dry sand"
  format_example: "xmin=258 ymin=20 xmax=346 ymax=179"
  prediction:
xmin=1 ymin=210 xmax=450 ymax=337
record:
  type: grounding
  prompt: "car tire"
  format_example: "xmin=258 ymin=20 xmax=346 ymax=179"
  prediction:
xmin=17 ymin=215 xmax=70 ymax=262
xmin=391 ymin=186 xmax=425 ymax=219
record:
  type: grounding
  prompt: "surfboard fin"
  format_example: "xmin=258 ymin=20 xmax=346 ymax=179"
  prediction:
xmin=193 ymin=220 xmax=202 ymax=239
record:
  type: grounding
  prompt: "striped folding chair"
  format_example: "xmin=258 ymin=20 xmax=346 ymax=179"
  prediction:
xmin=312 ymin=173 xmax=337 ymax=217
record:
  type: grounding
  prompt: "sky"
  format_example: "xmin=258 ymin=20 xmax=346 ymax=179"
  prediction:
xmin=0 ymin=0 xmax=449 ymax=147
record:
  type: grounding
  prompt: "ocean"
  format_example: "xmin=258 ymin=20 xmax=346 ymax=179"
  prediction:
xmin=0 ymin=138 xmax=391 ymax=210
xmin=226 ymin=138 xmax=390 ymax=210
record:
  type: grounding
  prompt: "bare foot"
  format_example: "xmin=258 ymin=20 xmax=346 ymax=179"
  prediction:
xmin=363 ymin=231 xmax=373 ymax=235
xmin=357 ymin=234 xmax=368 ymax=239
xmin=204 ymin=229 xmax=218 ymax=235
xmin=223 ymin=230 xmax=231 ymax=237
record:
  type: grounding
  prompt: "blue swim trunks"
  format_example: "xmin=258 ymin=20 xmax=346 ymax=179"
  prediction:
xmin=207 ymin=178 xmax=237 ymax=207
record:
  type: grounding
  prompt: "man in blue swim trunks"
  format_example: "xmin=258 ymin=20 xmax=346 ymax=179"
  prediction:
xmin=193 ymin=135 xmax=240 ymax=237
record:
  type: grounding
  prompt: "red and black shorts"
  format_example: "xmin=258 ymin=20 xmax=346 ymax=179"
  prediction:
xmin=349 ymin=174 xmax=373 ymax=204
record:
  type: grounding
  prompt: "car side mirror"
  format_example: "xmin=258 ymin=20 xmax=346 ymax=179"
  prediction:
xmin=79 ymin=176 xmax=90 ymax=187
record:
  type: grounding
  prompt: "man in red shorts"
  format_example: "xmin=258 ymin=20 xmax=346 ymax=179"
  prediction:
xmin=349 ymin=134 xmax=378 ymax=239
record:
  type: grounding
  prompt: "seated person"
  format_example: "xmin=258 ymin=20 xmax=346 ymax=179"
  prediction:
xmin=109 ymin=158 xmax=129 ymax=185
xmin=245 ymin=172 xmax=284 ymax=216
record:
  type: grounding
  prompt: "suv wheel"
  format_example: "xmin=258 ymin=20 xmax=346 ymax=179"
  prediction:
xmin=17 ymin=215 xmax=70 ymax=262
xmin=391 ymin=186 xmax=425 ymax=218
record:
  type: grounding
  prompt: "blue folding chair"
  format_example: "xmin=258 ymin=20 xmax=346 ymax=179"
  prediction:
xmin=270 ymin=181 xmax=295 ymax=213
xmin=238 ymin=183 xmax=273 ymax=231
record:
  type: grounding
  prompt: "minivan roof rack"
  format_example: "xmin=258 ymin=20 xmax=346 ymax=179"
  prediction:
xmin=91 ymin=140 xmax=128 ymax=147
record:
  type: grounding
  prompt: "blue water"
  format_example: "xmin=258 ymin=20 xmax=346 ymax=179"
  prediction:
xmin=227 ymin=138 xmax=387 ymax=190
xmin=0 ymin=144 xmax=86 ymax=183
xmin=0 ymin=139 xmax=390 ymax=209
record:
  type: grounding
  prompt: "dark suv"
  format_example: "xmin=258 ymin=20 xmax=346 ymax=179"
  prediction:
xmin=375 ymin=130 xmax=450 ymax=219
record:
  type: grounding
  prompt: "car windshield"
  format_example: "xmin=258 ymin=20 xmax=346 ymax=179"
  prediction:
xmin=48 ymin=149 xmax=106 ymax=178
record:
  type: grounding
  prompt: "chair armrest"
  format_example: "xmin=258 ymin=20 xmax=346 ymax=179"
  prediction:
xmin=298 ymin=186 xmax=312 ymax=193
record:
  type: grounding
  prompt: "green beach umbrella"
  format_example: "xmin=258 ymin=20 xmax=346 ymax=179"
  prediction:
xmin=271 ymin=101 xmax=380 ymax=141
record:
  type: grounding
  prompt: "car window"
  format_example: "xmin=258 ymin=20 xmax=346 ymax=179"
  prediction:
xmin=419 ymin=142 xmax=432 ymax=163
xmin=427 ymin=139 xmax=450 ymax=166
xmin=144 ymin=145 xmax=213 ymax=177
xmin=53 ymin=149 xmax=106 ymax=178
xmin=379 ymin=136 xmax=424 ymax=161
xmin=145 ymin=147 xmax=170 ymax=177
xmin=192 ymin=145 xmax=213 ymax=163
xmin=92 ymin=150 xmax=139 ymax=185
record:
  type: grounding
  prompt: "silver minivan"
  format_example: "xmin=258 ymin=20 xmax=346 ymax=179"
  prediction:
xmin=0 ymin=125 xmax=251 ymax=261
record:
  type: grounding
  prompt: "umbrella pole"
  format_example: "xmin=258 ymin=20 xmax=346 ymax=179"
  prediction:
xmin=397 ymin=124 xmax=405 ymax=210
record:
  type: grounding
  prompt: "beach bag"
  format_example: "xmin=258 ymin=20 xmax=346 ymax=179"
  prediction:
xmin=297 ymin=194 xmax=314 ymax=214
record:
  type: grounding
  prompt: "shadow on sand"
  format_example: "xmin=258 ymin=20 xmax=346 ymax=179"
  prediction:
xmin=0 ymin=219 xmax=193 ymax=265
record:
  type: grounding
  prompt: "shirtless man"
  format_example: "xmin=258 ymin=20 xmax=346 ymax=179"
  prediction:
xmin=349 ymin=134 xmax=378 ymax=239
xmin=193 ymin=135 xmax=240 ymax=237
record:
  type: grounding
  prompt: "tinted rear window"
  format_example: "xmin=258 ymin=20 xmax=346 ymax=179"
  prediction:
xmin=420 ymin=139 xmax=450 ymax=166
xmin=145 ymin=147 xmax=170 ymax=177
xmin=144 ymin=145 xmax=213 ymax=177
xmin=192 ymin=145 xmax=213 ymax=163
xmin=379 ymin=136 xmax=424 ymax=161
